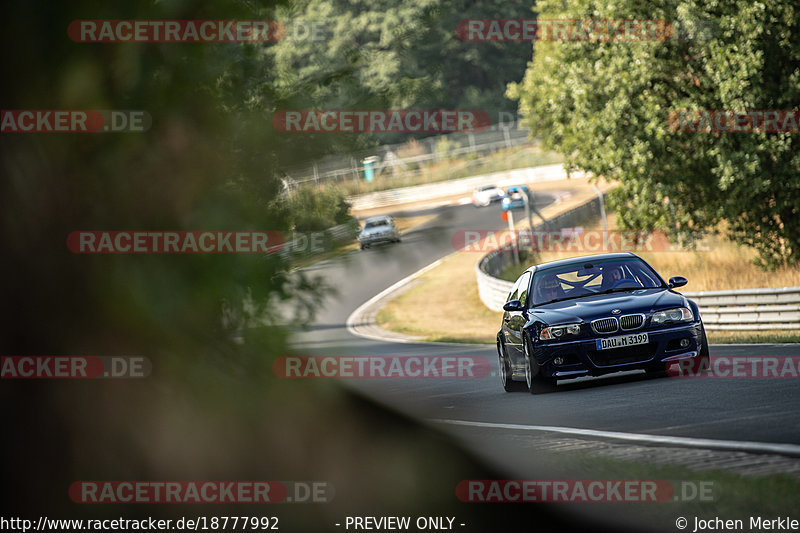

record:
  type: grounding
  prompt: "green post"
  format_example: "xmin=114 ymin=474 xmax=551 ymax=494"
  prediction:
xmin=362 ymin=156 xmax=379 ymax=183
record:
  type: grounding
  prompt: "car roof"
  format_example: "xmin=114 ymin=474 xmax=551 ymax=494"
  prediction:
xmin=523 ymin=252 xmax=639 ymax=274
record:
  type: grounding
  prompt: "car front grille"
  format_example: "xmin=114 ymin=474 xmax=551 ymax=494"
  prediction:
xmin=619 ymin=314 xmax=644 ymax=330
xmin=591 ymin=317 xmax=618 ymax=334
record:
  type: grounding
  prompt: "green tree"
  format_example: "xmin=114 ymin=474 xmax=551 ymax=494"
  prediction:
xmin=0 ymin=0 xmax=330 ymax=378
xmin=260 ymin=0 xmax=536 ymax=151
xmin=509 ymin=0 xmax=800 ymax=268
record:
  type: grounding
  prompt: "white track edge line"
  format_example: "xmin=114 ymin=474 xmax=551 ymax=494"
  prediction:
xmin=433 ymin=418 xmax=800 ymax=456
xmin=346 ymin=258 xmax=454 ymax=345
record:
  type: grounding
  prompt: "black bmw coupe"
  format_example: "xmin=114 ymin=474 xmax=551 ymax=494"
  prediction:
xmin=497 ymin=252 xmax=709 ymax=393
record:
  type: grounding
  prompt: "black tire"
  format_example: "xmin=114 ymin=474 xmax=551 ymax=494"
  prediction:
xmin=694 ymin=324 xmax=711 ymax=373
xmin=498 ymin=341 xmax=525 ymax=392
xmin=523 ymin=335 xmax=557 ymax=394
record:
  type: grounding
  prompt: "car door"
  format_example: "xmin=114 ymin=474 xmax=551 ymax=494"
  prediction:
xmin=503 ymin=271 xmax=531 ymax=361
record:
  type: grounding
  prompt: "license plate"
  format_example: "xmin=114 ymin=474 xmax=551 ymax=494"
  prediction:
xmin=595 ymin=332 xmax=649 ymax=351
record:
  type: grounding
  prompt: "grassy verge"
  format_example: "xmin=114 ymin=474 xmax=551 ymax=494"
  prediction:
xmin=376 ymin=251 xmax=500 ymax=344
xmin=340 ymin=144 xmax=563 ymax=196
xmin=376 ymin=194 xmax=800 ymax=344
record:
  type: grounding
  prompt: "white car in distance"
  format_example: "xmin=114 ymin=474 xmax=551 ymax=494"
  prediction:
xmin=472 ymin=185 xmax=505 ymax=207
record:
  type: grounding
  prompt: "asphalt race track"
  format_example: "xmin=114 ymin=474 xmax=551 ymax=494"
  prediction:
xmin=289 ymin=197 xmax=800 ymax=531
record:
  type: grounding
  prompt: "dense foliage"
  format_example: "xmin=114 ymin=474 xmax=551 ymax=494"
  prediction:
xmin=0 ymin=0 xmax=537 ymax=369
xmin=510 ymin=0 xmax=800 ymax=268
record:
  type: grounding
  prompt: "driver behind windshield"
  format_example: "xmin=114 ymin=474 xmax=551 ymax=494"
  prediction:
xmin=600 ymin=265 xmax=625 ymax=290
xmin=534 ymin=273 xmax=565 ymax=304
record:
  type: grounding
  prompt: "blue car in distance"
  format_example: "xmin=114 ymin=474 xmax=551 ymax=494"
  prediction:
xmin=496 ymin=252 xmax=709 ymax=394
xmin=501 ymin=185 xmax=531 ymax=211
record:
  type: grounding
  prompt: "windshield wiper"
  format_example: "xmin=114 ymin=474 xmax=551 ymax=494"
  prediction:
xmin=599 ymin=287 xmax=639 ymax=294
xmin=599 ymin=286 xmax=662 ymax=295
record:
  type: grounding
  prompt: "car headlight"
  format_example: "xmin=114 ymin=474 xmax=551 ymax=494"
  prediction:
xmin=540 ymin=323 xmax=581 ymax=341
xmin=651 ymin=307 xmax=693 ymax=325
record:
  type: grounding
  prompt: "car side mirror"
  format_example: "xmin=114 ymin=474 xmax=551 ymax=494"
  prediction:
xmin=668 ymin=276 xmax=688 ymax=289
xmin=503 ymin=299 xmax=524 ymax=312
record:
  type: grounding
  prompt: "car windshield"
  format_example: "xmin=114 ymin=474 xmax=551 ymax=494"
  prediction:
xmin=364 ymin=219 xmax=389 ymax=229
xmin=530 ymin=257 xmax=665 ymax=306
xmin=477 ymin=185 xmax=495 ymax=192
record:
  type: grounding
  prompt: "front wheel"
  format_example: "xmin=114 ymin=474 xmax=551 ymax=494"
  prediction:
xmin=693 ymin=324 xmax=711 ymax=372
xmin=498 ymin=341 xmax=525 ymax=392
xmin=524 ymin=336 xmax=557 ymax=394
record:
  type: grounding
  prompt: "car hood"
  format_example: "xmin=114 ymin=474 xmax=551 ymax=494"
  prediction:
xmin=527 ymin=288 xmax=687 ymax=324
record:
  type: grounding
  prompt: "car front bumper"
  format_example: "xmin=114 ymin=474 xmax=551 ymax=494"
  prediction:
xmin=530 ymin=322 xmax=705 ymax=380
xmin=502 ymin=201 xmax=525 ymax=210
xmin=359 ymin=232 xmax=398 ymax=245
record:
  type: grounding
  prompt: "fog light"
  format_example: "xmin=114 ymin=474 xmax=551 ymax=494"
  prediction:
xmin=680 ymin=338 xmax=690 ymax=348
xmin=554 ymin=356 xmax=565 ymax=365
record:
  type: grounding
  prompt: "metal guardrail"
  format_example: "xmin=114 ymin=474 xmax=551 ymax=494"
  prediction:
xmin=284 ymin=125 xmax=533 ymax=187
xmin=474 ymin=201 xmax=800 ymax=331
xmin=266 ymin=221 xmax=360 ymax=259
xmin=683 ymin=287 xmax=800 ymax=331
xmin=476 ymin=254 xmax=514 ymax=312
